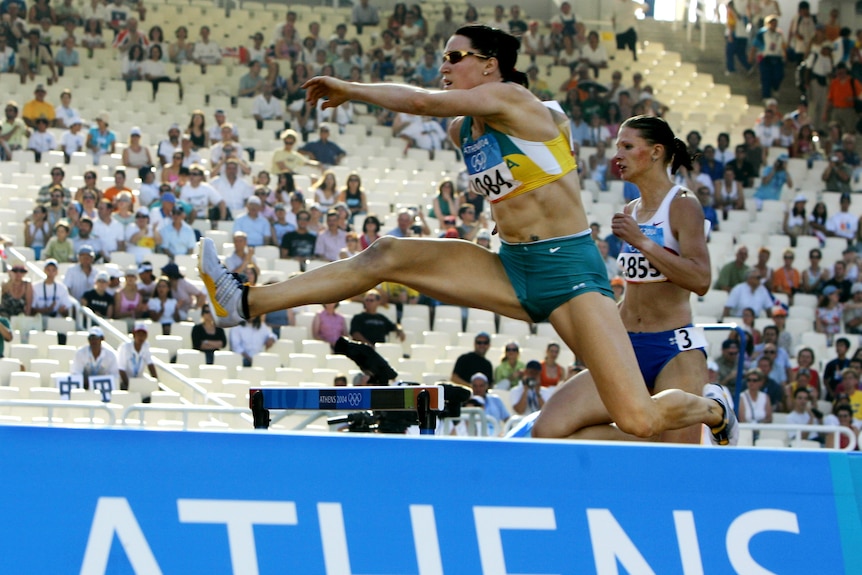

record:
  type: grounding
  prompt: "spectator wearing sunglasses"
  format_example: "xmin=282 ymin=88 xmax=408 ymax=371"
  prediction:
xmin=37 ymin=166 xmax=72 ymax=205
xmin=0 ymin=261 xmax=32 ymax=319
xmin=179 ymin=164 xmax=226 ymax=222
xmin=451 ymin=332 xmax=494 ymax=387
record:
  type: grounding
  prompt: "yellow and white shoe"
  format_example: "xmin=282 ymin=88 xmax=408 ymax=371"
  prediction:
xmin=197 ymin=237 xmax=245 ymax=327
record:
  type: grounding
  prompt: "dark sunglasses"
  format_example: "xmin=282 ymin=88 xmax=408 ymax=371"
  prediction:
xmin=443 ymin=50 xmax=490 ymax=64
xmin=506 ymin=347 xmax=519 ymax=352
xmin=10 ymin=268 xmax=27 ymax=273
xmin=475 ymin=340 xmax=490 ymax=345
xmin=191 ymin=172 xmax=204 ymax=176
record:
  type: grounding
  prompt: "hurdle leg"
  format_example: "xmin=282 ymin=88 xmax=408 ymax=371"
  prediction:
xmin=416 ymin=390 xmax=436 ymax=435
xmin=251 ymin=390 xmax=270 ymax=430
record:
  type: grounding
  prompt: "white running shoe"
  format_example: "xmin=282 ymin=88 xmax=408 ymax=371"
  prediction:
xmin=705 ymin=383 xmax=738 ymax=446
xmin=198 ymin=237 xmax=245 ymax=327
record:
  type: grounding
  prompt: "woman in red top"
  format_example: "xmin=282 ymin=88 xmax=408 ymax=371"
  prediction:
xmin=772 ymin=248 xmax=801 ymax=302
xmin=540 ymin=342 xmax=564 ymax=387
xmin=793 ymin=347 xmax=822 ymax=394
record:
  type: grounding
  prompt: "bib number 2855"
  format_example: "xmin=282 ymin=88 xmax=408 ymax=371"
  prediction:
xmin=619 ymin=254 xmax=661 ymax=280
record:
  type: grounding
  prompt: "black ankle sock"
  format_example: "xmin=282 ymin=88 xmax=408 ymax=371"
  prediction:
xmin=241 ymin=285 xmax=250 ymax=319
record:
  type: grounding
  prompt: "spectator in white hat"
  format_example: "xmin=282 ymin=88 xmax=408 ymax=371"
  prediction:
xmin=136 ymin=261 xmax=157 ymax=301
xmin=71 ymin=325 xmax=120 ymax=390
xmin=114 ymin=266 xmax=144 ymax=324
xmin=81 ymin=270 xmax=114 ymax=318
xmin=117 ymin=321 xmax=157 ymax=389
xmin=122 ymin=126 xmax=153 ymax=169
xmin=470 ymin=372 xmax=510 ymax=424
xmin=223 ymin=231 xmax=258 ymax=275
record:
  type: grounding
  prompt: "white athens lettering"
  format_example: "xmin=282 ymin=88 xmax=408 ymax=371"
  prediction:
xmin=78 ymin=499 xmax=802 ymax=575
xmin=463 ymin=138 xmax=490 ymax=155
xmin=80 ymin=497 xmax=163 ymax=575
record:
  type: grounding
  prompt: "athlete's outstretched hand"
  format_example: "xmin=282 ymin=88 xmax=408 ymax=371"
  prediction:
xmin=303 ymin=76 xmax=351 ymax=110
xmin=611 ymin=212 xmax=647 ymax=249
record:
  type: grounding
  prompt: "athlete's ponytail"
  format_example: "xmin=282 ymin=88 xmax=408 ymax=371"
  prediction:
xmin=670 ymin=138 xmax=694 ymax=175
xmin=506 ymin=68 xmax=529 ymax=88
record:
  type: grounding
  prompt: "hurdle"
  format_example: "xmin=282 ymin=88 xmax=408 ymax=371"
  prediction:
xmin=249 ymin=386 xmax=447 ymax=434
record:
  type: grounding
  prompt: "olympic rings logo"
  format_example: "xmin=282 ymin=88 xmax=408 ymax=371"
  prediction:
xmin=346 ymin=393 xmax=362 ymax=407
xmin=471 ymin=151 xmax=487 ymax=172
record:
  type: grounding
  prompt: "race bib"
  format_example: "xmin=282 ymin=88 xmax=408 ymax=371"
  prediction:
xmin=616 ymin=225 xmax=666 ymax=282
xmin=463 ymin=134 xmax=522 ymax=201
xmin=673 ymin=326 xmax=707 ymax=352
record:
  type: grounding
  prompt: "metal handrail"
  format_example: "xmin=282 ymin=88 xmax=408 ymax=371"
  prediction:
xmin=7 ymin=247 xmax=233 ymax=409
xmin=270 ymin=409 xmax=336 ymax=430
xmin=740 ymin=423 xmax=857 ymax=450
xmin=121 ymin=404 xmax=252 ymax=429
xmin=440 ymin=407 xmax=496 ymax=437
xmin=0 ymin=399 xmax=116 ymax=426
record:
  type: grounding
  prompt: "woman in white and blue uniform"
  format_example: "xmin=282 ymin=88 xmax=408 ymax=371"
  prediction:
xmin=537 ymin=116 xmax=715 ymax=444
xmin=199 ymin=27 xmax=735 ymax=444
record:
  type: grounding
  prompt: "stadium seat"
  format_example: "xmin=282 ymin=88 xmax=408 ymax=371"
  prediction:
xmin=213 ymin=351 xmax=243 ymax=377
xmin=29 ymin=359 xmax=61 ymax=387
xmin=175 ymin=350 xmax=206 ymax=378
xmin=9 ymin=344 xmax=38 ymax=370
xmin=154 ymin=335 xmax=183 ymax=361
xmin=0 ymin=358 xmax=22 ymax=386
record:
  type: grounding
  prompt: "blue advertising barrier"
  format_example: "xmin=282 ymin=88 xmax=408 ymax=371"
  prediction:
xmin=0 ymin=426 xmax=860 ymax=575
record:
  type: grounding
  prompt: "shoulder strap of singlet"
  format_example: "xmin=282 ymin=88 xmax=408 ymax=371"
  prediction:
xmin=458 ymin=116 xmax=473 ymax=144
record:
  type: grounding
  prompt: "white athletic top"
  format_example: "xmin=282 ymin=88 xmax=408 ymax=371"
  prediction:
xmin=616 ymin=185 xmax=684 ymax=284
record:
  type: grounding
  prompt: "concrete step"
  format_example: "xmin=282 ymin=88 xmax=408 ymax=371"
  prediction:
xmin=632 ymin=19 xmax=803 ymax=113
